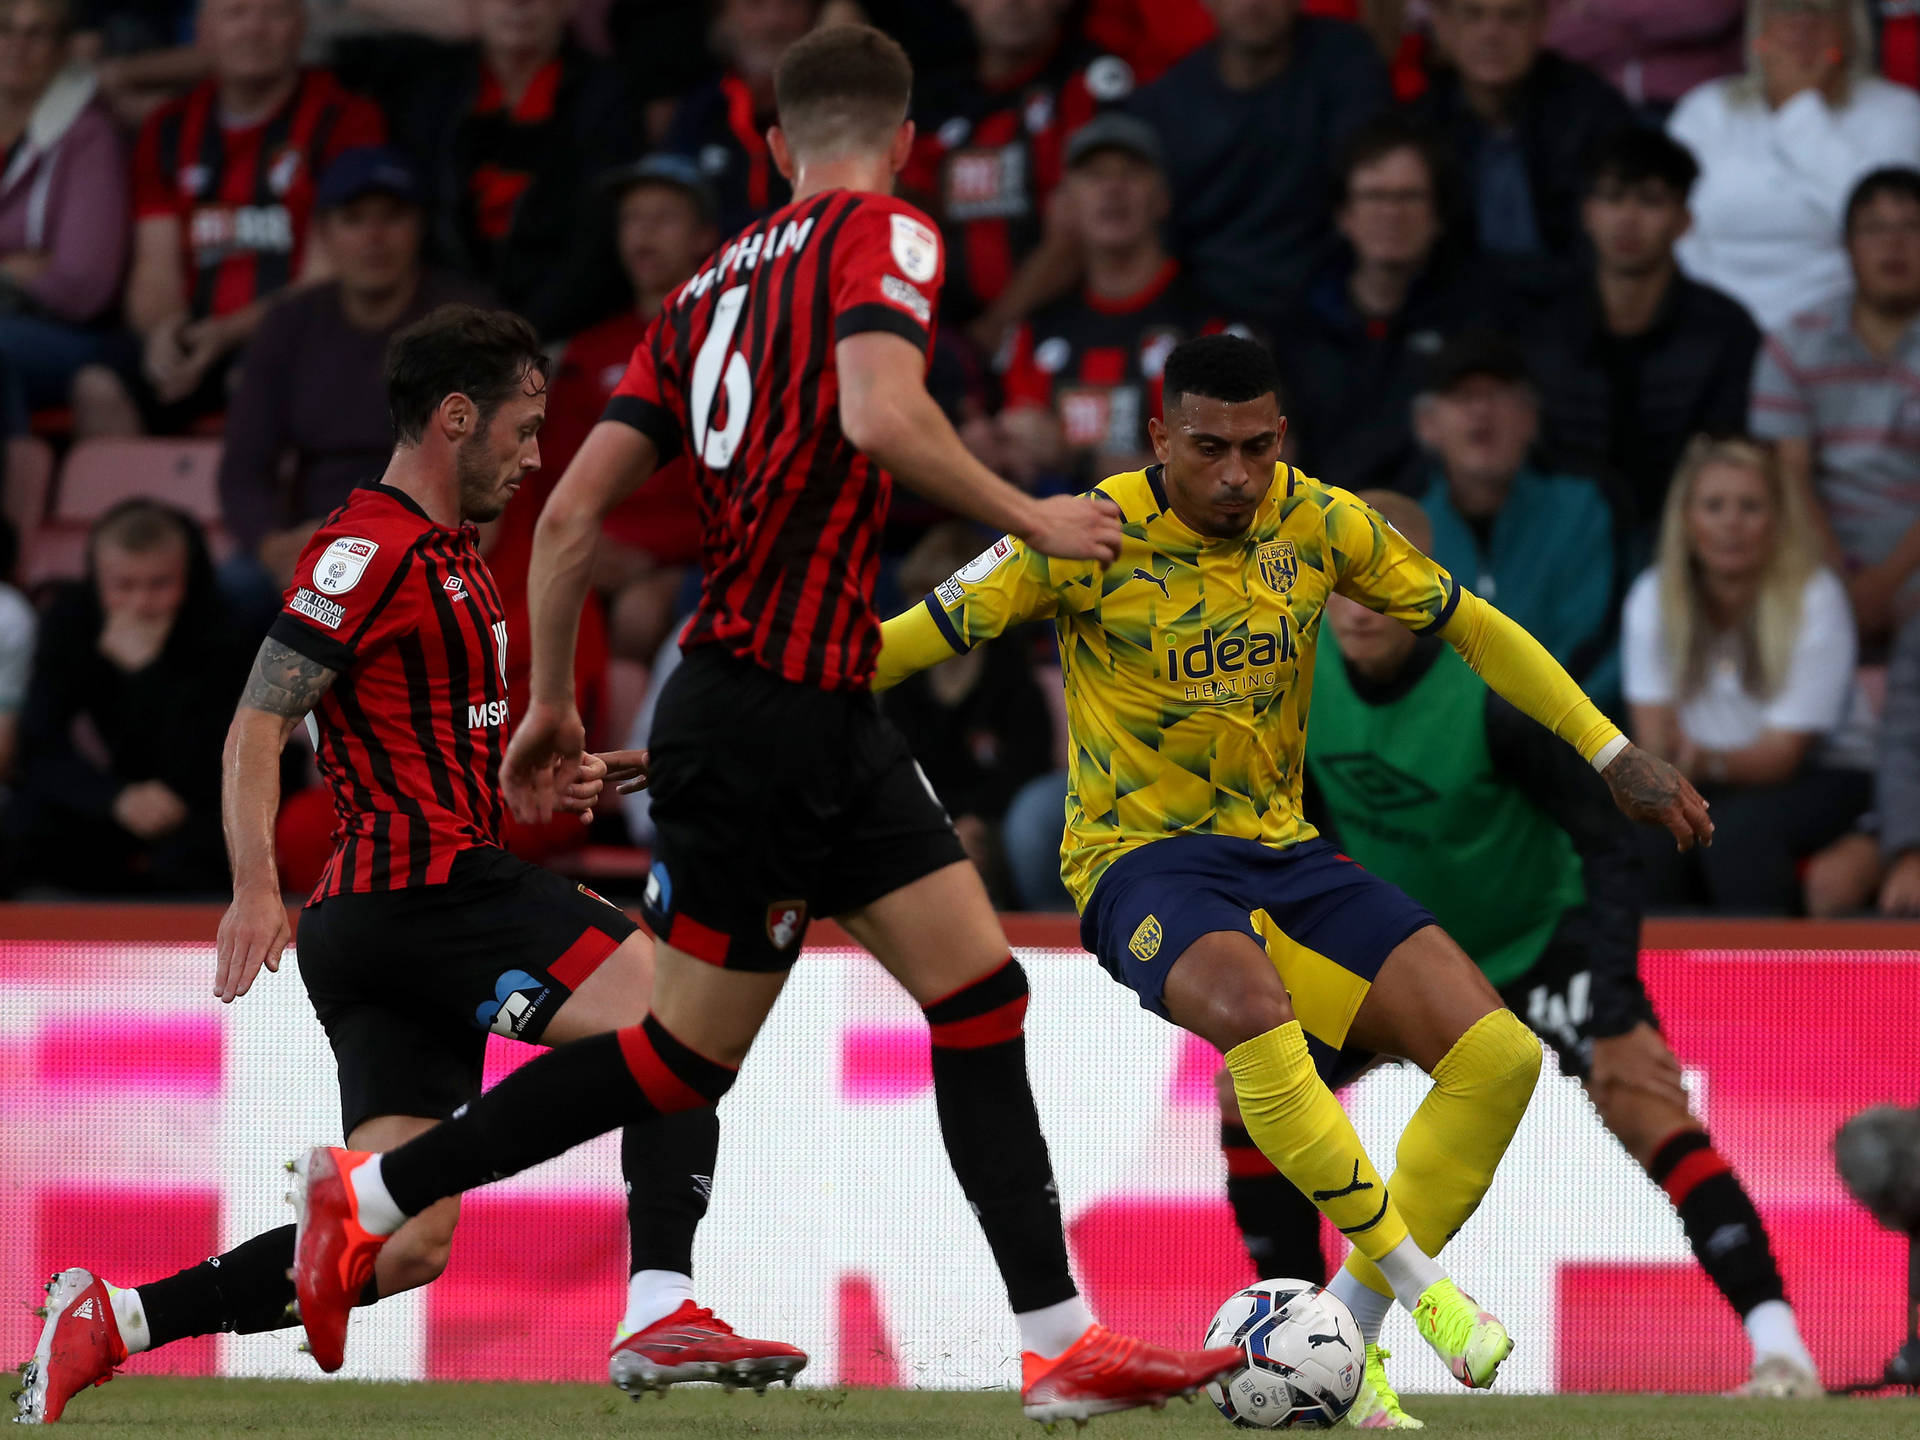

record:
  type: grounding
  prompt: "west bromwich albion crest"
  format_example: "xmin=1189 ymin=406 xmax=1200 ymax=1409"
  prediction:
xmin=1258 ymin=540 xmax=1297 ymax=594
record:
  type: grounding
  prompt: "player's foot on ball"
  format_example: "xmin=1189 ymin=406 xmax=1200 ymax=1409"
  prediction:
xmin=1734 ymin=1354 xmax=1822 ymax=1398
xmin=1020 ymin=1324 xmax=1243 ymax=1424
xmin=14 ymin=1268 xmax=128 ymax=1424
xmin=1347 ymin=1344 xmax=1424 ymax=1429
xmin=1410 ymin=1279 xmax=1511 ymax=1390
xmin=608 ymin=1301 xmax=808 ymax=1396
xmin=290 ymin=1146 xmax=389 ymax=1374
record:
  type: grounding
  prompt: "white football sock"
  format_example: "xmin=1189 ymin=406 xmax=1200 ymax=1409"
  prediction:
xmin=107 ymin=1284 xmax=152 ymax=1355
xmin=618 ymin=1270 xmax=694 ymax=1340
xmin=1372 ymin=1236 xmax=1446 ymax=1312
xmin=1744 ymin=1299 xmax=1815 ymax=1370
xmin=1325 ymin=1268 xmax=1394 ymax=1346
xmin=1016 ymin=1296 xmax=1096 ymax=1359
xmin=347 ymin=1155 xmax=406 ymax=1236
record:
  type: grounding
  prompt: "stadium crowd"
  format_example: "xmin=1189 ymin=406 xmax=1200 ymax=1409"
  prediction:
xmin=1 ymin=0 xmax=1919 ymax=917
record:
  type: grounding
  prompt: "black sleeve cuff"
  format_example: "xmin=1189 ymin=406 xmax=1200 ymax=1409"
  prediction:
xmin=923 ymin=593 xmax=966 ymax=655
xmin=602 ymin=394 xmax=684 ymax=462
xmin=269 ymin=612 xmax=355 ymax=674
xmin=834 ymin=303 xmax=929 ymax=352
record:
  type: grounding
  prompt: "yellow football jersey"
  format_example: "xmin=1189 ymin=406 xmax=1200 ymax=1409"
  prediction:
xmin=873 ymin=464 xmax=1460 ymax=910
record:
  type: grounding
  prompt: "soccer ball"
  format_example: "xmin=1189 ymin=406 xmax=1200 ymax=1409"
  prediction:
xmin=1201 ymin=1279 xmax=1363 ymax=1429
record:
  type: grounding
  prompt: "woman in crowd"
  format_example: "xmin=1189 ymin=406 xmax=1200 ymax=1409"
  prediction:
xmin=1622 ymin=436 xmax=1877 ymax=913
xmin=1670 ymin=0 xmax=1920 ymax=330
xmin=0 ymin=0 xmax=127 ymax=429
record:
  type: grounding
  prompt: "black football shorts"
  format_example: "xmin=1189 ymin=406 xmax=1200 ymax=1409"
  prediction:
xmin=1496 ymin=909 xmax=1659 ymax=1082
xmin=295 ymin=845 xmax=639 ymax=1135
xmin=639 ymin=644 xmax=966 ymax=972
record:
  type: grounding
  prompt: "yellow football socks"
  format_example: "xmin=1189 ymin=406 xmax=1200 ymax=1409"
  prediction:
xmin=1341 ymin=1008 xmax=1543 ymax=1300
xmin=1224 ymin=1021 xmax=1409 ymax=1262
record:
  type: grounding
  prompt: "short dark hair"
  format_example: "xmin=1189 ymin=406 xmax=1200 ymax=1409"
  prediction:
xmin=1845 ymin=165 xmax=1920 ymax=238
xmin=1162 ymin=334 xmax=1281 ymax=410
xmin=1583 ymin=126 xmax=1698 ymax=200
xmin=1335 ymin=115 xmax=1446 ymax=210
xmin=774 ymin=23 xmax=913 ymax=156
xmin=385 ymin=305 xmax=549 ymax=446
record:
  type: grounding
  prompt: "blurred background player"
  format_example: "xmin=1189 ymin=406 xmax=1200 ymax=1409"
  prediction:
xmin=872 ymin=333 xmax=1714 ymax=1400
xmin=285 ymin=28 xmax=1245 ymax=1425
xmin=1219 ymin=489 xmax=1819 ymax=1426
xmin=14 ymin=307 xmax=803 ymax=1425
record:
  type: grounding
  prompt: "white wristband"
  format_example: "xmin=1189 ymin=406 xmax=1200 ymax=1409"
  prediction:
xmin=1590 ymin=735 xmax=1630 ymax=773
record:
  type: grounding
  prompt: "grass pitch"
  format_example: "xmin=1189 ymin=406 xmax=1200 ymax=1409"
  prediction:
xmin=27 ymin=1378 xmax=1920 ymax=1439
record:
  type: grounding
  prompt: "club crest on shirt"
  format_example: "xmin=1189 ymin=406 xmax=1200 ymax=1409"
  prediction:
xmin=767 ymin=900 xmax=807 ymax=949
xmin=1129 ymin=914 xmax=1162 ymax=962
xmin=313 ymin=537 xmax=377 ymax=594
xmin=1258 ymin=540 xmax=1297 ymax=595
xmin=890 ymin=213 xmax=939 ymax=283
xmin=267 ymin=145 xmax=303 ymax=197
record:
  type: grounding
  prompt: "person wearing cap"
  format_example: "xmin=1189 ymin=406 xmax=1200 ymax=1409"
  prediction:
xmin=1415 ymin=329 xmax=1623 ymax=705
xmin=214 ymin=146 xmax=486 ymax=631
xmin=334 ymin=0 xmax=636 ymax=339
xmin=998 ymin=113 xmax=1241 ymax=488
xmin=499 ymin=153 xmax=718 ymax=674
xmin=902 ymin=0 xmax=1137 ymax=340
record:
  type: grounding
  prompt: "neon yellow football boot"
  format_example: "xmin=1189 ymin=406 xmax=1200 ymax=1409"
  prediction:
xmin=1411 ymin=1279 xmax=1512 ymax=1390
xmin=1346 ymin=1345 xmax=1424 ymax=1429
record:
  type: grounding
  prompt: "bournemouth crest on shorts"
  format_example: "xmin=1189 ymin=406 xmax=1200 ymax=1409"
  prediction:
xmin=767 ymin=900 xmax=807 ymax=950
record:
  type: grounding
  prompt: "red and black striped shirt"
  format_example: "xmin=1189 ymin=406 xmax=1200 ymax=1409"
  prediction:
xmin=134 ymin=69 xmax=384 ymax=321
xmin=607 ymin=189 xmax=945 ymax=692
xmin=269 ymin=484 xmax=511 ymax=902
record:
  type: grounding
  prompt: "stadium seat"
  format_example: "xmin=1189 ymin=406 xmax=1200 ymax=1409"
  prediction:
xmin=22 ymin=439 xmax=230 ymax=590
xmin=4 ymin=435 xmax=53 ymax=547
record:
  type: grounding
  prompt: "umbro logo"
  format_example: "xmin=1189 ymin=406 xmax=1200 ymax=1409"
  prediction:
xmin=444 ymin=575 xmax=468 ymax=601
xmin=1318 ymin=753 xmax=1440 ymax=811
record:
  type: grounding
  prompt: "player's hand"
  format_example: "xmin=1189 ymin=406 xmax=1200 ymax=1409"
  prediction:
xmin=554 ymin=751 xmax=607 ymax=823
xmin=502 ymin=697 xmax=587 ymax=825
xmin=1020 ymin=493 xmax=1124 ymax=564
xmin=214 ymin=885 xmax=290 ymax=1003
xmin=1587 ymin=1022 xmax=1691 ymax=1114
xmin=597 ymin=748 xmax=652 ymax=795
xmin=1881 ymin=851 xmax=1920 ymax=915
xmin=1602 ymin=743 xmax=1713 ymax=851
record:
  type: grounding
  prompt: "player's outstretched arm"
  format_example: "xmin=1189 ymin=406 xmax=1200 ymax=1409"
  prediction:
xmin=216 ymin=637 xmax=337 ymax=1003
xmin=505 ymin=421 xmax=660 ymax=825
xmin=1439 ymin=591 xmax=1713 ymax=852
xmin=837 ymin=331 xmax=1122 ymax=563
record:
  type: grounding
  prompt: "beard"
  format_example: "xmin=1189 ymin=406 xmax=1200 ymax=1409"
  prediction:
xmin=455 ymin=429 xmax=510 ymax=522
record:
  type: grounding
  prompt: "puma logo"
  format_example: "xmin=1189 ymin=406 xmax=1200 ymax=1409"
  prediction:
xmin=1308 ymin=1331 xmax=1352 ymax=1353
xmin=1313 ymin=1161 xmax=1375 ymax=1203
xmin=1131 ymin=563 xmax=1172 ymax=598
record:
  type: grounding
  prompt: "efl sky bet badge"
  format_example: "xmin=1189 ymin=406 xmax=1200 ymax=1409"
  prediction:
xmin=313 ymin=537 xmax=377 ymax=595
xmin=1259 ymin=540 xmax=1297 ymax=595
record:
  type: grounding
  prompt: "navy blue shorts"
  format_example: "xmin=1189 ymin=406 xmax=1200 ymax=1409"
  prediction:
xmin=1080 ymin=834 xmax=1435 ymax=1077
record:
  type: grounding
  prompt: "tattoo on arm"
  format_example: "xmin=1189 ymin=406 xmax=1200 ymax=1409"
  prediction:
xmin=242 ymin=638 xmax=337 ymax=719
xmin=1602 ymin=747 xmax=1681 ymax=818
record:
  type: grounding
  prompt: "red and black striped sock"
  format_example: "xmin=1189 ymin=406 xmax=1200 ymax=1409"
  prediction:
xmin=381 ymin=1017 xmax=736 ymax=1218
xmin=923 ymin=958 xmax=1078 ymax=1314
xmin=1648 ymin=1128 xmax=1787 ymax=1317
xmin=1221 ymin=1122 xmax=1327 ymax=1284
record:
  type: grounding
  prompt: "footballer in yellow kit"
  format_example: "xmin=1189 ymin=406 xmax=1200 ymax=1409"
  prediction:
xmin=873 ymin=335 xmax=1714 ymax=1405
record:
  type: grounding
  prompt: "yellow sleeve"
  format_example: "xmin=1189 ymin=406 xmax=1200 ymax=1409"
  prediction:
xmin=1324 ymin=485 xmax=1459 ymax=632
xmin=871 ymin=534 xmax=1091 ymax=692
xmin=1438 ymin=589 xmax=1625 ymax=764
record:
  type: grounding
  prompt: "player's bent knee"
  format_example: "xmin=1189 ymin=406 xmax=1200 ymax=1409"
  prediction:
xmin=1474 ymin=1008 xmax=1543 ymax=1097
xmin=1166 ymin=935 xmax=1296 ymax=1052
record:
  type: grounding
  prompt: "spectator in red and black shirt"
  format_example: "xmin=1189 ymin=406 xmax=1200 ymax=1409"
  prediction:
xmin=661 ymin=0 xmax=818 ymax=236
xmin=71 ymin=0 xmax=382 ymax=438
xmin=339 ymin=0 xmax=638 ymax=339
xmin=902 ymin=0 xmax=1136 ymax=338
xmin=998 ymin=114 xmax=1233 ymax=487
xmin=507 ymin=153 xmax=718 ymax=669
